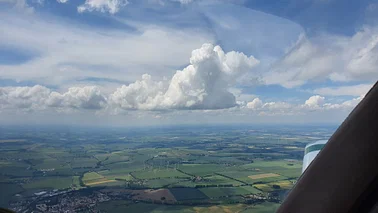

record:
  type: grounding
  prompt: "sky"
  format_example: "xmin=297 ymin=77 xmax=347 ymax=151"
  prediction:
xmin=0 ymin=0 xmax=377 ymax=126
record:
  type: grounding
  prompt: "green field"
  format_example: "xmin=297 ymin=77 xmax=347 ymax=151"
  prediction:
xmin=34 ymin=159 xmax=66 ymax=170
xmin=23 ymin=176 xmax=73 ymax=190
xmin=71 ymin=157 xmax=98 ymax=168
xmin=200 ymin=186 xmax=261 ymax=198
xmin=98 ymin=153 xmax=130 ymax=165
xmin=103 ymin=173 xmax=134 ymax=181
xmin=0 ymin=165 xmax=34 ymax=177
xmin=72 ymin=176 xmax=84 ymax=189
xmin=132 ymin=169 xmax=189 ymax=179
xmin=241 ymin=202 xmax=280 ymax=213
xmin=83 ymin=172 xmax=104 ymax=181
xmin=203 ymin=175 xmax=242 ymax=186
xmin=145 ymin=178 xmax=181 ymax=188
xmin=241 ymin=160 xmax=302 ymax=170
xmin=169 ymin=180 xmax=197 ymax=188
xmin=179 ymin=164 xmax=224 ymax=176
xmin=105 ymin=162 xmax=144 ymax=173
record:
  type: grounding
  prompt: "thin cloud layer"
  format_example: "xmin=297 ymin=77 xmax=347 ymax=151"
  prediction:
xmin=0 ymin=13 xmax=212 ymax=87
xmin=313 ymin=84 xmax=373 ymax=97
xmin=264 ymin=27 xmax=378 ymax=88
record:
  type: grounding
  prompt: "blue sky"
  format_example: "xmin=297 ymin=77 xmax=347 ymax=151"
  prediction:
xmin=0 ymin=0 xmax=377 ymax=126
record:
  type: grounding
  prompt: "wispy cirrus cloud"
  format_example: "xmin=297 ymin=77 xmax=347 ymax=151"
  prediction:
xmin=313 ymin=84 xmax=373 ymax=97
xmin=0 ymin=12 xmax=213 ymax=88
xmin=263 ymin=27 xmax=378 ymax=88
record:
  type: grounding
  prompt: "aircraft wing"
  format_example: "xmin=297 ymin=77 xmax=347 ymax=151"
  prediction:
xmin=277 ymin=81 xmax=378 ymax=213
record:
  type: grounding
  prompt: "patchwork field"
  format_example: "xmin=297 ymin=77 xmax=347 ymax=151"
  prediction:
xmin=0 ymin=125 xmax=327 ymax=212
xmin=97 ymin=201 xmax=279 ymax=213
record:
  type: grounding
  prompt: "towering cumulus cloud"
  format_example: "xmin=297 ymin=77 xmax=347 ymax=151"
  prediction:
xmin=110 ymin=43 xmax=260 ymax=110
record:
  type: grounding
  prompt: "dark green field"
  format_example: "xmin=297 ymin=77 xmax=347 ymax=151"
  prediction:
xmin=169 ymin=188 xmax=208 ymax=201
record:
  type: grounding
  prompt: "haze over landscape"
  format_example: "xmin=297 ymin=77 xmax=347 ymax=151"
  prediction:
xmin=1 ymin=0 xmax=378 ymax=212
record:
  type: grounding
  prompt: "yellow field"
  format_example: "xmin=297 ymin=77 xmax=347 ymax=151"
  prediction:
xmin=248 ymin=173 xmax=280 ymax=180
xmin=269 ymin=180 xmax=294 ymax=189
xmin=254 ymin=180 xmax=294 ymax=192
xmin=82 ymin=172 xmax=117 ymax=186
xmin=85 ymin=179 xmax=117 ymax=186
xmin=193 ymin=204 xmax=248 ymax=213
xmin=254 ymin=183 xmax=271 ymax=191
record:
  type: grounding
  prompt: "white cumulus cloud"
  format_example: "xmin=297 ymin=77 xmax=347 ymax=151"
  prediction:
xmin=57 ymin=0 xmax=68 ymax=3
xmin=0 ymin=85 xmax=51 ymax=110
xmin=246 ymin=98 xmax=263 ymax=109
xmin=304 ymin=95 xmax=325 ymax=108
xmin=109 ymin=43 xmax=260 ymax=110
xmin=243 ymin=94 xmax=363 ymax=116
xmin=0 ymin=85 xmax=107 ymax=111
xmin=47 ymin=86 xmax=107 ymax=109
xmin=77 ymin=0 xmax=129 ymax=14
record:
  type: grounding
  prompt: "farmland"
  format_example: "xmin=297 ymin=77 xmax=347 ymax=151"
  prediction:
xmin=0 ymin=124 xmax=335 ymax=212
xmin=23 ymin=176 xmax=74 ymax=190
